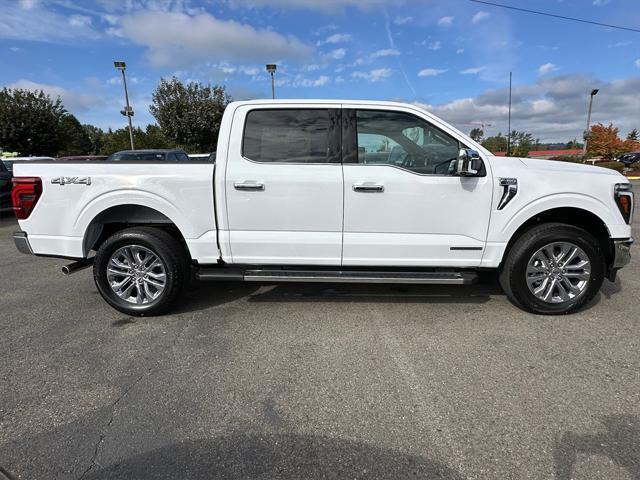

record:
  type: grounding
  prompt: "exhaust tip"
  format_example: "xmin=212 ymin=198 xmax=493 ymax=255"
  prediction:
xmin=61 ymin=265 xmax=71 ymax=275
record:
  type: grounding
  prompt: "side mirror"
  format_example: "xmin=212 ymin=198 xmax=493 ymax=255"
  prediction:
xmin=457 ymin=148 xmax=482 ymax=176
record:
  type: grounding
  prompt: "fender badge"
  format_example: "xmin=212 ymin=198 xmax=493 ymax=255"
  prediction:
xmin=51 ymin=176 xmax=91 ymax=186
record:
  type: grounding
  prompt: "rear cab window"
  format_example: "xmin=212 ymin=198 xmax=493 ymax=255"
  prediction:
xmin=242 ymin=108 xmax=340 ymax=164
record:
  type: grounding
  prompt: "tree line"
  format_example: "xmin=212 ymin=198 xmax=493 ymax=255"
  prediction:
xmin=470 ymin=125 xmax=639 ymax=159
xmin=0 ymin=77 xmax=230 ymax=156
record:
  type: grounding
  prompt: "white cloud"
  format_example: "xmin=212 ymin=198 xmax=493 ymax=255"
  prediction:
xmin=119 ymin=11 xmax=312 ymax=67
xmin=438 ymin=16 xmax=454 ymax=27
xmin=0 ymin=2 xmax=100 ymax=42
xmin=303 ymin=63 xmax=321 ymax=71
xmin=327 ymin=47 xmax=346 ymax=59
xmin=352 ymin=68 xmax=392 ymax=82
xmin=538 ymin=63 xmax=559 ymax=75
xmin=456 ymin=48 xmax=464 ymax=54
xmin=593 ymin=0 xmax=611 ymax=5
xmin=472 ymin=11 xmax=490 ymax=23
xmin=460 ymin=66 xmax=485 ymax=75
xmin=608 ymin=41 xmax=631 ymax=48
xmin=229 ymin=0 xmax=404 ymax=13
xmin=416 ymin=74 xmax=640 ymax=142
xmin=635 ymin=59 xmax=640 ymax=68
xmin=418 ymin=68 xmax=448 ymax=77
xmin=335 ymin=75 xmax=344 ymax=83
xmin=303 ymin=75 xmax=330 ymax=87
xmin=428 ymin=41 xmax=441 ymax=51
xmin=69 ymin=15 xmax=92 ymax=28
xmin=394 ymin=16 xmax=413 ymax=25
xmin=370 ymin=48 xmax=400 ymax=58
xmin=7 ymin=80 xmax=102 ymax=111
xmin=317 ymin=33 xmax=351 ymax=45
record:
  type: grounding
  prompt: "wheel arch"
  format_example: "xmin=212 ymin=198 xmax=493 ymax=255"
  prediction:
xmin=82 ymin=204 xmax=191 ymax=258
xmin=500 ymin=206 xmax=613 ymax=268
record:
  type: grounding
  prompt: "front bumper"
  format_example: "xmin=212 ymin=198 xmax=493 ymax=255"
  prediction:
xmin=608 ymin=238 xmax=633 ymax=280
xmin=13 ymin=231 xmax=33 ymax=255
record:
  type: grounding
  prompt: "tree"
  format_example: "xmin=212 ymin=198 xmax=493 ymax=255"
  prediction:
xmin=509 ymin=130 xmax=534 ymax=157
xmin=469 ymin=127 xmax=484 ymax=142
xmin=82 ymin=124 xmax=105 ymax=155
xmin=99 ymin=125 xmax=173 ymax=155
xmin=481 ymin=132 xmax=507 ymax=153
xmin=150 ymin=77 xmax=231 ymax=152
xmin=58 ymin=114 xmax=92 ymax=156
xmin=566 ymin=138 xmax=581 ymax=150
xmin=626 ymin=129 xmax=639 ymax=142
xmin=0 ymin=87 xmax=66 ymax=155
xmin=586 ymin=123 xmax=625 ymax=160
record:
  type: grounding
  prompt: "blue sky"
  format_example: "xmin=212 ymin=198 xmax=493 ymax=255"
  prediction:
xmin=1 ymin=0 xmax=639 ymax=142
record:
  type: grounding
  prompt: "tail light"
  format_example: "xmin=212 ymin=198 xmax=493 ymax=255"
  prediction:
xmin=614 ymin=183 xmax=634 ymax=224
xmin=12 ymin=177 xmax=42 ymax=220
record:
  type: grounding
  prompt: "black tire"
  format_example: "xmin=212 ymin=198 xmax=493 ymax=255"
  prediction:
xmin=499 ymin=223 xmax=605 ymax=315
xmin=93 ymin=227 xmax=188 ymax=316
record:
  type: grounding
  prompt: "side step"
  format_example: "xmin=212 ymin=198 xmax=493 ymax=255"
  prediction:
xmin=197 ymin=268 xmax=477 ymax=285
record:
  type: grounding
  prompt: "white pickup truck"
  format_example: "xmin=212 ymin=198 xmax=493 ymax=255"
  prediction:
xmin=11 ymin=100 xmax=634 ymax=316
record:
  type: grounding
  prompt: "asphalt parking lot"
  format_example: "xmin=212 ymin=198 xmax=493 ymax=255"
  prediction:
xmin=0 ymin=186 xmax=638 ymax=480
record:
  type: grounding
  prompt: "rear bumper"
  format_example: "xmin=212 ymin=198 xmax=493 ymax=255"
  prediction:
xmin=13 ymin=231 xmax=33 ymax=255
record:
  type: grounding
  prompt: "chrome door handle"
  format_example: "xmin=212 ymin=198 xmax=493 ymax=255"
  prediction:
xmin=353 ymin=183 xmax=384 ymax=192
xmin=234 ymin=181 xmax=265 ymax=191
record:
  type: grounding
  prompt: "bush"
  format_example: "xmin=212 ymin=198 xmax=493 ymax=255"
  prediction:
xmin=596 ymin=161 xmax=625 ymax=172
xmin=549 ymin=155 xmax=584 ymax=163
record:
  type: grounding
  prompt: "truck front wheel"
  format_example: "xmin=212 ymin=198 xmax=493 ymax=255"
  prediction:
xmin=93 ymin=227 xmax=188 ymax=316
xmin=499 ymin=223 xmax=605 ymax=315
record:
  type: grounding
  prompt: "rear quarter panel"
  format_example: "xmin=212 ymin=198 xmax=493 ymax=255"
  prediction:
xmin=14 ymin=162 xmax=216 ymax=260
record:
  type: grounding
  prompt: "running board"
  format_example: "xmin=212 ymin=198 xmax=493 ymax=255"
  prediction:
xmin=197 ymin=268 xmax=477 ymax=285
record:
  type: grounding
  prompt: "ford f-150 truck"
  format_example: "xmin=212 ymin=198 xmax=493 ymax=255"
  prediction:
xmin=11 ymin=100 xmax=634 ymax=316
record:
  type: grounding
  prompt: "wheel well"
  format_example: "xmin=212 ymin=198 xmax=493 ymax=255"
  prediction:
xmin=503 ymin=207 xmax=613 ymax=267
xmin=83 ymin=205 xmax=189 ymax=257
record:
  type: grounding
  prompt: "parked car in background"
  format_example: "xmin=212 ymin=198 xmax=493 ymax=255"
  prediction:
xmin=2 ymin=157 xmax=55 ymax=173
xmin=0 ymin=160 xmax=12 ymax=213
xmin=106 ymin=149 xmax=190 ymax=162
xmin=56 ymin=155 xmax=108 ymax=162
xmin=617 ymin=151 xmax=640 ymax=167
xmin=187 ymin=153 xmax=215 ymax=161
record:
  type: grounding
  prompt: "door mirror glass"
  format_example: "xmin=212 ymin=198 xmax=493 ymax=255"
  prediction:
xmin=457 ymin=149 xmax=482 ymax=176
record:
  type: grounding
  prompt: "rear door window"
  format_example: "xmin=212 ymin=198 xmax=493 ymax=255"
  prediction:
xmin=243 ymin=109 xmax=339 ymax=164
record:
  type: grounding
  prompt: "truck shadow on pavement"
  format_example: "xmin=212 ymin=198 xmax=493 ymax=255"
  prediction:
xmin=171 ymin=273 xmax=623 ymax=315
xmin=83 ymin=432 xmax=464 ymax=480
xmin=554 ymin=414 xmax=640 ymax=479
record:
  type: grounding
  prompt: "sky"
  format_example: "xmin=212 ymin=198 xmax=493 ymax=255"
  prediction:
xmin=0 ymin=0 xmax=639 ymax=142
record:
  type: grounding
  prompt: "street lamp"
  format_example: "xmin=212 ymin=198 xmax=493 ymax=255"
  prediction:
xmin=583 ymin=88 xmax=599 ymax=155
xmin=266 ymin=64 xmax=277 ymax=99
xmin=114 ymin=60 xmax=135 ymax=150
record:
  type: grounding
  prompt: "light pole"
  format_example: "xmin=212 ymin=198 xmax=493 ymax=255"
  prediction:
xmin=266 ymin=64 xmax=277 ymax=99
xmin=583 ymin=88 xmax=599 ymax=155
xmin=114 ymin=61 xmax=135 ymax=150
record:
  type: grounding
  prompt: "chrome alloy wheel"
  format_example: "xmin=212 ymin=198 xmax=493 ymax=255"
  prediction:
xmin=107 ymin=245 xmax=166 ymax=305
xmin=526 ymin=242 xmax=591 ymax=304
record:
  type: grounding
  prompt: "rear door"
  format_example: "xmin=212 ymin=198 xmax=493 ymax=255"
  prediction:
xmin=341 ymin=105 xmax=493 ymax=267
xmin=224 ymin=104 xmax=343 ymax=265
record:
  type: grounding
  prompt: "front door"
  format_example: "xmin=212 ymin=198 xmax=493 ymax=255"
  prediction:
xmin=341 ymin=106 xmax=493 ymax=267
xmin=225 ymin=105 xmax=343 ymax=265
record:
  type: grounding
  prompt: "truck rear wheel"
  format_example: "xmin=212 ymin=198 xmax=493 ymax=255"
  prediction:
xmin=499 ymin=223 xmax=605 ymax=315
xmin=93 ymin=227 xmax=188 ymax=316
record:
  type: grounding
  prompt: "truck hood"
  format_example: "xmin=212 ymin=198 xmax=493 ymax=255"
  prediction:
xmin=519 ymin=157 xmax=623 ymax=177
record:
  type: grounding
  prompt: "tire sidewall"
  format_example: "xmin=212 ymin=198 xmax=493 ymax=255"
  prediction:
xmin=510 ymin=227 xmax=605 ymax=314
xmin=94 ymin=230 xmax=181 ymax=316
